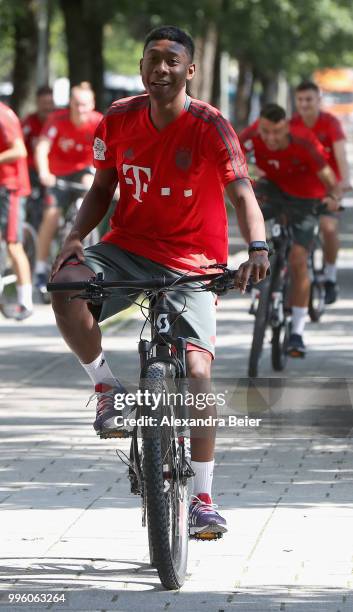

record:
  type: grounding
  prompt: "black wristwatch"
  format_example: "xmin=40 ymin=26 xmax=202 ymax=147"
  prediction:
xmin=248 ymin=240 xmax=269 ymax=254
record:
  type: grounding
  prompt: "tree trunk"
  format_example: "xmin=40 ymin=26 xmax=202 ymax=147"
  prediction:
xmin=189 ymin=22 xmax=218 ymax=103
xmin=60 ymin=0 xmax=91 ymax=86
xmin=211 ymin=39 xmax=221 ymax=109
xmin=36 ymin=0 xmax=52 ymax=87
xmin=11 ymin=1 xmax=39 ymax=117
xmin=260 ymin=73 xmax=280 ymax=106
xmin=85 ymin=4 xmax=105 ymax=112
xmin=60 ymin=0 xmax=105 ymax=111
xmin=233 ymin=59 xmax=254 ymax=130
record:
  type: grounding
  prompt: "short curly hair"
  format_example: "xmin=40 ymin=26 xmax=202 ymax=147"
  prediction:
xmin=144 ymin=25 xmax=194 ymax=61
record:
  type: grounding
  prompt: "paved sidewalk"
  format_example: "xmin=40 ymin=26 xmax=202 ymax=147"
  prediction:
xmin=1 ymin=209 xmax=353 ymax=611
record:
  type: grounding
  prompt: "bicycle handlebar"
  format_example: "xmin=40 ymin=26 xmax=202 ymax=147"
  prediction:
xmin=47 ymin=266 xmax=270 ymax=297
xmin=56 ymin=178 xmax=89 ymax=193
xmin=47 ymin=270 xmax=237 ymax=293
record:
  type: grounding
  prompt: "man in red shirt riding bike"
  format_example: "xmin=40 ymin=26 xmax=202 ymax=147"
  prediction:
xmin=50 ymin=26 xmax=269 ymax=537
xmin=239 ymin=103 xmax=340 ymax=357
xmin=0 ymin=102 xmax=33 ymax=320
xmin=34 ymin=82 xmax=102 ymax=294
xmin=292 ymin=80 xmax=351 ymax=304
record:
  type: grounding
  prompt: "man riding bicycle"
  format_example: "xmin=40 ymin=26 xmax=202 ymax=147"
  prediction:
xmin=50 ymin=26 xmax=269 ymax=537
xmin=239 ymin=103 xmax=340 ymax=357
xmin=292 ymin=80 xmax=351 ymax=304
xmin=0 ymin=102 xmax=33 ymax=321
xmin=34 ymin=82 xmax=102 ymax=294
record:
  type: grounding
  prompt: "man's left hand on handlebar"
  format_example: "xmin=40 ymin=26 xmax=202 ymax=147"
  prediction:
xmin=235 ymin=250 xmax=270 ymax=293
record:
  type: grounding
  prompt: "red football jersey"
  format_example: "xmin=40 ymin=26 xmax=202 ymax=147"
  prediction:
xmin=40 ymin=109 xmax=102 ymax=176
xmin=93 ymin=94 xmax=249 ymax=272
xmin=239 ymin=120 xmax=328 ymax=198
xmin=21 ymin=112 xmax=46 ymax=169
xmin=291 ymin=111 xmax=345 ymax=180
xmin=0 ymin=102 xmax=30 ymax=195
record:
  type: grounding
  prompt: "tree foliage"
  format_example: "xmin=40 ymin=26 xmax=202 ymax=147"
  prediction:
xmin=1 ymin=0 xmax=353 ymax=121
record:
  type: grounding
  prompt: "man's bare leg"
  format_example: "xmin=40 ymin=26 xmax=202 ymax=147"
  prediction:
xmin=51 ymin=264 xmax=102 ymax=362
xmin=288 ymin=243 xmax=310 ymax=355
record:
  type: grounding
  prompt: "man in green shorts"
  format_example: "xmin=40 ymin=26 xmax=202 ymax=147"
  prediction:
xmin=239 ymin=103 xmax=340 ymax=357
xmin=50 ymin=26 xmax=269 ymax=536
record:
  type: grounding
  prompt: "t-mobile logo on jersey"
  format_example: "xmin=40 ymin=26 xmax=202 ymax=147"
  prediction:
xmin=122 ymin=164 xmax=152 ymax=202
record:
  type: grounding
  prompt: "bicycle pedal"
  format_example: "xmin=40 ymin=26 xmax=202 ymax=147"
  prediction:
xmin=191 ymin=531 xmax=223 ymax=541
xmin=287 ymin=349 xmax=305 ymax=359
xmin=98 ymin=429 xmax=131 ymax=439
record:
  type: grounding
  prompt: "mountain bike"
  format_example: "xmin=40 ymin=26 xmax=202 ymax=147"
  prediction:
xmin=247 ymin=203 xmax=342 ymax=377
xmin=248 ymin=217 xmax=291 ymax=377
xmin=47 ymin=265 xmax=238 ymax=590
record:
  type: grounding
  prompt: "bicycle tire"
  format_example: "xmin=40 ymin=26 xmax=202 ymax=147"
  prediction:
xmin=308 ymin=280 xmax=325 ymax=322
xmin=141 ymin=362 xmax=189 ymax=590
xmin=248 ymin=276 xmax=271 ymax=377
xmin=271 ymin=269 xmax=290 ymax=371
xmin=23 ymin=222 xmax=37 ymax=275
xmin=308 ymin=244 xmax=325 ymax=322
xmin=271 ymin=321 xmax=290 ymax=371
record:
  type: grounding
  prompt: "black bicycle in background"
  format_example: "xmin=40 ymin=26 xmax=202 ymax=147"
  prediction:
xmin=48 ymin=265 xmax=238 ymax=590
xmin=248 ymin=216 xmax=291 ymax=378
xmin=247 ymin=203 xmax=340 ymax=378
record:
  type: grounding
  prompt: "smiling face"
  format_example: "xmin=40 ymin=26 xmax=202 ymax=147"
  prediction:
xmin=295 ymin=88 xmax=321 ymax=119
xmin=258 ymin=117 xmax=289 ymax=150
xmin=140 ymin=39 xmax=195 ymax=103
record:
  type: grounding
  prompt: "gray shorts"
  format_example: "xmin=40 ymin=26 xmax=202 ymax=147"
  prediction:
xmin=82 ymin=242 xmax=217 ymax=358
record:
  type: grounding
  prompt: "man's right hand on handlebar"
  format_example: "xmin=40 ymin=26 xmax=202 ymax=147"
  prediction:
xmin=50 ymin=231 xmax=85 ymax=279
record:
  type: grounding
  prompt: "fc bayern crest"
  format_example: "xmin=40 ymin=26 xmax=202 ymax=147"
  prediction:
xmin=175 ymin=148 xmax=192 ymax=170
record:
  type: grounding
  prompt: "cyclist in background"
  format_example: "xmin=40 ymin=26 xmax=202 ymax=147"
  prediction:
xmin=50 ymin=26 xmax=269 ymax=537
xmin=34 ymin=82 xmax=102 ymax=293
xmin=239 ymin=103 xmax=340 ymax=357
xmin=22 ymin=85 xmax=55 ymax=189
xmin=292 ymin=80 xmax=351 ymax=304
xmin=0 ymin=102 xmax=33 ymax=321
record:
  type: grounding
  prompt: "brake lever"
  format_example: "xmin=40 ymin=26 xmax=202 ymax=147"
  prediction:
xmin=68 ymin=287 xmax=112 ymax=304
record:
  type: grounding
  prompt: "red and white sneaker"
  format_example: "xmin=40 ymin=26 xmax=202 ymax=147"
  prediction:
xmin=89 ymin=381 xmax=134 ymax=438
xmin=189 ymin=493 xmax=227 ymax=538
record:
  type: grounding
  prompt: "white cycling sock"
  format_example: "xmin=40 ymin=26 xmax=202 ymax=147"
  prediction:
xmin=80 ymin=351 xmax=117 ymax=386
xmin=17 ymin=284 xmax=33 ymax=310
xmin=325 ymin=264 xmax=337 ymax=283
xmin=291 ymin=306 xmax=307 ymax=336
xmin=35 ymin=260 xmax=48 ymax=275
xmin=191 ymin=459 xmax=214 ymax=499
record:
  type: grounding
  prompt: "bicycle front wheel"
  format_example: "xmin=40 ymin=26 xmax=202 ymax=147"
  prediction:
xmin=22 ymin=222 xmax=37 ymax=275
xmin=141 ymin=362 xmax=189 ymax=590
xmin=248 ymin=277 xmax=271 ymax=377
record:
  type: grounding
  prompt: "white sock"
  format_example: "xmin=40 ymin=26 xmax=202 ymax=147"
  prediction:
xmin=191 ymin=459 xmax=214 ymax=498
xmin=325 ymin=264 xmax=337 ymax=283
xmin=291 ymin=306 xmax=307 ymax=336
xmin=80 ymin=351 xmax=117 ymax=386
xmin=35 ymin=260 xmax=48 ymax=275
xmin=17 ymin=284 xmax=33 ymax=310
